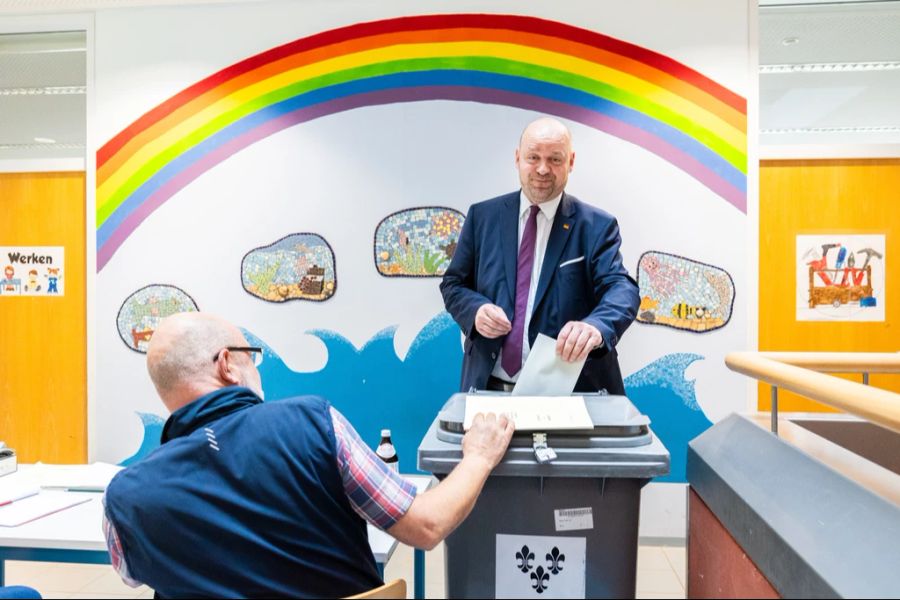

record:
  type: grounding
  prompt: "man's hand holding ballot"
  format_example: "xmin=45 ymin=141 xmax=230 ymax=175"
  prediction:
xmin=556 ymin=320 xmax=604 ymax=363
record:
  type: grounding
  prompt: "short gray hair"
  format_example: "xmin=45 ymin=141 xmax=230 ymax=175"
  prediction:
xmin=147 ymin=312 xmax=239 ymax=395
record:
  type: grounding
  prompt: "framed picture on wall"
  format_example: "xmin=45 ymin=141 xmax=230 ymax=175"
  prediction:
xmin=796 ymin=234 xmax=886 ymax=321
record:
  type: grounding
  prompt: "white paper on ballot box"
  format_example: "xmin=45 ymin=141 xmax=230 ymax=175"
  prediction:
xmin=496 ymin=533 xmax=586 ymax=598
xmin=464 ymin=395 xmax=593 ymax=431
xmin=463 ymin=333 xmax=593 ymax=431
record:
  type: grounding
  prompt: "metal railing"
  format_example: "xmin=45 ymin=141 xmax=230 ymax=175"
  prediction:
xmin=725 ymin=352 xmax=900 ymax=436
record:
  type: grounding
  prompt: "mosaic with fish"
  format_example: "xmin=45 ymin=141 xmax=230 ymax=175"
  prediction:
xmin=636 ymin=251 xmax=735 ymax=333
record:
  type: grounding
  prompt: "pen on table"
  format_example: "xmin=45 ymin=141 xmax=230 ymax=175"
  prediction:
xmin=0 ymin=488 xmax=41 ymax=505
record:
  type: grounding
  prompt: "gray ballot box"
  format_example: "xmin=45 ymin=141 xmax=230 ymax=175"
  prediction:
xmin=418 ymin=392 xmax=669 ymax=599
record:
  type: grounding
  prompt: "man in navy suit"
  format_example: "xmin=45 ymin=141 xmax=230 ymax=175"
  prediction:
xmin=441 ymin=117 xmax=640 ymax=395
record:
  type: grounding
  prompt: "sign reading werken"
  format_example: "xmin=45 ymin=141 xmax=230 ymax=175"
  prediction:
xmin=1 ymin=246 xmax=65 ymax=297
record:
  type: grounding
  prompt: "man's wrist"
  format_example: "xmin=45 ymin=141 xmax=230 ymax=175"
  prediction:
xmin=460 ymin=453 xmax=496 ymax=477
xmin=580 ymin=320 xmax=604 ymax=348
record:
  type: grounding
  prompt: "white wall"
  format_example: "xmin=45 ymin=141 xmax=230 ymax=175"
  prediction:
xmin=92 ymin=0 xmax=753 ymax=539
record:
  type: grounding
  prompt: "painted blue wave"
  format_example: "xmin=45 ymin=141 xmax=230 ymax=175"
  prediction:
xmin=243 ymin=312 xmax=462 ymax=473
xmin=120 ymin=313 xmax=711 ymax=482
xmin=624 ymin=353 xmax=713 ymax=482
xmin=119 ymin=412 xmax=166 ymax=467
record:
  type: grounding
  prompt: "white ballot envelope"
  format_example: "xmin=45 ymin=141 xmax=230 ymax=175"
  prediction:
xmin=512 ymin=333 xmax=587 ymax=396
xmin=464 ymin=395 xmax=593 ymax=431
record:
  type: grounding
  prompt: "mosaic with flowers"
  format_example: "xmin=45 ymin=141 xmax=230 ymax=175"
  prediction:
xmin=374 ymin=207 xmax=465 ymax=277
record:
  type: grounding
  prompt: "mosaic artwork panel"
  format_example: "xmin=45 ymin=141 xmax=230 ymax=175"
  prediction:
xmin=636 ymin=251 xmax=735 ymax=333
xmin=375 ymin=207 xmax=464 ymax=277
xmin=116 ymin=284 xmax=199 ymax=353
xmin=241 ymin=233 xmax=336 ymax=302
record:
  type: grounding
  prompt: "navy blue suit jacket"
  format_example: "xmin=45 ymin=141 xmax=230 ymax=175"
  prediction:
xmin=440 ymin=191 xmax=640 ymax=394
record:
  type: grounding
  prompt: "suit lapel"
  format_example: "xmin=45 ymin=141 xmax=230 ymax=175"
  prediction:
xmin=500 ymin=193 xmax=519 ymax=300
xmin=531 ymin=193 xmax=576 ymax=316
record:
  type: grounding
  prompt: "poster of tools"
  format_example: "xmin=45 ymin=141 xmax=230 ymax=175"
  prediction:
xmin=0 ymin=246 xmax=65 ymax=297
xmin=796 ymin=234 xmax=885 ymax=321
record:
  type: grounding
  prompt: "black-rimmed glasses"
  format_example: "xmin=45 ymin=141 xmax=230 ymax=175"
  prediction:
xmin=213 ymin=346 xmax=263 ymax=367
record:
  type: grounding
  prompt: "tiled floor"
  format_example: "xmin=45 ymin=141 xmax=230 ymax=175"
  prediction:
xmin=3 ymin=542 xmax=685 ymax=599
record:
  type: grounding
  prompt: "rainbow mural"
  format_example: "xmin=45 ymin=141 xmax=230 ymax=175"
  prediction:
xmin=96 ymin=14 xmax=747 ymax=271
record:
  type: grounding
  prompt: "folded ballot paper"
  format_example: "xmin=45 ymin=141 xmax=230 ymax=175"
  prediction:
xmin=511 ymin=333 xmax=587 ymax=397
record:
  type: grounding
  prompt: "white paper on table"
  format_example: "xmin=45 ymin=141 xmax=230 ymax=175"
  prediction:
xmin=0 ymin=483 xmax=39 ymax=505
xmin=31 ymin=462 xmax=123 ymax=491
xmin=464 ymin=395 xmax=593 ymax=431
xmin=0 ymin=491 xmax=92 ymax=527
xmin=511 ymin=333 xmax=586 ymax=396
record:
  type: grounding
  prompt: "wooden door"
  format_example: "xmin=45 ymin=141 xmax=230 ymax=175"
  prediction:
xmin=0 ymin=171 xmax=86 ymax=462
xmin=759 ymin=159 xmax=900 ymax=411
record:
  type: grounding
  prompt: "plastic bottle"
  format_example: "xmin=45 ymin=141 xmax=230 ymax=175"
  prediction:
xmin=376 ymin=429 xmax=399 ymax=472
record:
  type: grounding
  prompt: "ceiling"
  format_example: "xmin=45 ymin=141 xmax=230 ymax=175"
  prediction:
xmin=0 ymin=0 xmax=898 ymax=161
xmin=758 ymin=1 xmax=900 ymax=146
xmin=0 ymin=31 xmax=85 ymax=160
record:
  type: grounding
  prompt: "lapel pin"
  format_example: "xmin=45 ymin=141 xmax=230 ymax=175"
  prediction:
xmin=563 ymin=223 xmax=570 ymax=230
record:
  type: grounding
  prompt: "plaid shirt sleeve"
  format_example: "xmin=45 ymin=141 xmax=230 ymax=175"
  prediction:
xmin=101 ymin=495 xmax=143 ymax=588
xmin=330 ymin=407 xmax=417 ymax=530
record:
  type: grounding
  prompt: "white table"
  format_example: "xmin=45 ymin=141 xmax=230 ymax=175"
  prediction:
xmin=0 ymin=469 xmax=433 ymax=598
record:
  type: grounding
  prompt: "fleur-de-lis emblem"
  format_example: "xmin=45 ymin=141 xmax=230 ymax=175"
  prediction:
xmin=546 ymin=546 xmax=565 ymax=575
xmin=516 ymin=545 xmax=535 ymax=573
xmin=530 ymin=566 xmax=550 ymax=593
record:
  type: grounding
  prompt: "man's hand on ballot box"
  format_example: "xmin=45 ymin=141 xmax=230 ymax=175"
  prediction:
xmin=386 ymin=412 xmax=514 ymax=550
xmin=463 ymin=412 xmax=516 ymax=470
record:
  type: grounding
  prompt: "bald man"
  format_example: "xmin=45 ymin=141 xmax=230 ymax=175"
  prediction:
xmin=441 ymin=117 xmax=640 ymax=395
xmin=103 ymin=312 xmax=514 ymax=598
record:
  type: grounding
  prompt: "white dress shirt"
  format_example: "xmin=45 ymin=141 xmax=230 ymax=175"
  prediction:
xmin=492 ymin=191 xmax=562 ymax=382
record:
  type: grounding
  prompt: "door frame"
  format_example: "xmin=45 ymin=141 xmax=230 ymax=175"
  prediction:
xmin=1 ymin=12 xmax=96 ymax=460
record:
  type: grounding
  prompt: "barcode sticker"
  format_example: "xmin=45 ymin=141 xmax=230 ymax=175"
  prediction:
xmin=554 ymin=507 xmax=594 ymax=532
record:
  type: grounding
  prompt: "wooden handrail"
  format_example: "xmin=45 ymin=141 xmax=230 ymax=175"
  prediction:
xmin=755 ymin=352 xmax=900 ymax=374
xmin=726 ymin=352 xmax=900 ymax=435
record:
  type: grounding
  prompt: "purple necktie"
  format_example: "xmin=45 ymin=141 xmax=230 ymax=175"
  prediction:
xmin=502 ymin=204 xmax=540 ymax=377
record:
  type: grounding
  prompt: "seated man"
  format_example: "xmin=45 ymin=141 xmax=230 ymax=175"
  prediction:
xmin=103 ymin=312 xmax=514 ymax=598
